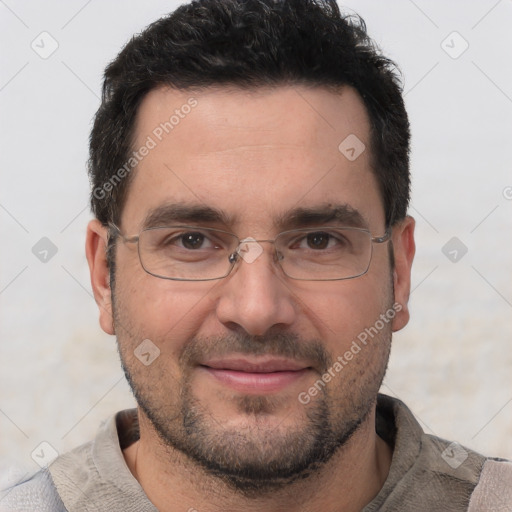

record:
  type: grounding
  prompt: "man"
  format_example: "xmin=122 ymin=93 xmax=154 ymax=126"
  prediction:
xmin=2 ymin=0 xmax=511 ymax=510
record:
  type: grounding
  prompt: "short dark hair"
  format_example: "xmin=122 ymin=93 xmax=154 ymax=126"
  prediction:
xmin=89 ymin=0 xmax=410 ymax=234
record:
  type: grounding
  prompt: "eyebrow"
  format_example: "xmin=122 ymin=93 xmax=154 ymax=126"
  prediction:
xmin=142 ymin=203 xmax=232 ymax=230
xmin=140 ymin=202 xmax=368 ymax=232
xmin=276 ymin=204 xmax=369 ymax=230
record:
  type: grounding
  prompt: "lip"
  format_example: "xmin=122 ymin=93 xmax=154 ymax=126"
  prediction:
xmin=202 ymin=357 xmax=310 ymax=373
xmin=199 ymin=357 xmax=312 ymax=393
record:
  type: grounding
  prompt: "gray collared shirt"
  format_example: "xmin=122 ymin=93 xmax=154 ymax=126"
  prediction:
xmin=2 ymin=394 xmax=511 ymax=511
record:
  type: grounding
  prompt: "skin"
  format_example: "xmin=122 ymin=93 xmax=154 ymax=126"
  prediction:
xmin=86 ymin=85 xmax=415 ymax=512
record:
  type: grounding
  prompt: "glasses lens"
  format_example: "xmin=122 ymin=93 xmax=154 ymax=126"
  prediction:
xmin=138 ymin=227 xmax=238 ymax=280
xmin=275 ymin=227 xmax=372 ymax=280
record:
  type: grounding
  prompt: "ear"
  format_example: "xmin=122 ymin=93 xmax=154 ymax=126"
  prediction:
xmin=390 ymin=216 xmax=415 ymax=332
xmin=85 ymin=219 xmax=115 ymax=335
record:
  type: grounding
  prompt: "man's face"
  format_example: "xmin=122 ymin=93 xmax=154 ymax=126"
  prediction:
xmin=103 ymin=85 xmax=410 ymax=490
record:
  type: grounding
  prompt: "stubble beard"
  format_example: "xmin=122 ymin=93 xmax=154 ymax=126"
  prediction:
xmin=111 ymin=269 xmax=392 ymax=494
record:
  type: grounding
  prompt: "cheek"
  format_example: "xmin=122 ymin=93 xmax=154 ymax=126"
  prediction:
xmin=114 ymin=265 xmax=219 ymax=352
xmin=294 ymin=275 xmax=392 ymax=352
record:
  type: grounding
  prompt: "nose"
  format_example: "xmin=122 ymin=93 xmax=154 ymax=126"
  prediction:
xmin=215 ymin=240 xmax=296 ymax=336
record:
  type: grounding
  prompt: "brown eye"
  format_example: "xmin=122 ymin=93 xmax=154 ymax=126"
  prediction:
xmin=181 ymin=232 xmax=206 ymax=249
xmin=306 ymin=232 xmax=331 ymax=250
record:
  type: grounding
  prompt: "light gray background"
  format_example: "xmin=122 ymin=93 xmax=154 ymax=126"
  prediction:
xmin=1 ymin=0 xmax=511 ymax=476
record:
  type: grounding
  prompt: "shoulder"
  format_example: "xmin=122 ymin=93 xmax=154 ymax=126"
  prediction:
xmin=0 ymin=467 xmax=66 ymax=512
xmin=372 ymin=395 xmax=512 ymax=510
xmin=468 ymin=457 xmax=512 ymax=511
xmin=0 ymin=411 xmax=129 ymax=512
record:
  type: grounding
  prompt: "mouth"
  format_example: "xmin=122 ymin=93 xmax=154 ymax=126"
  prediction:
xmin=199 ymin=357 xmax=313 ymax=394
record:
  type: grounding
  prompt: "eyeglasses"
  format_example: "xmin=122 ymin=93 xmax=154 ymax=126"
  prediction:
xmin=108 ymin=223 xmax=391 ymax=282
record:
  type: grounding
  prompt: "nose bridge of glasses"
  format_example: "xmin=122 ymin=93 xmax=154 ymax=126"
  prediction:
xmin=238 ymin=236 xmax=275 ymax=245
xmin=233 ymin=236 xmax=278 ymax=265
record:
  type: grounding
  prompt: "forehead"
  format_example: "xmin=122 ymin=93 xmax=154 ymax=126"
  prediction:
xmin=122 ymin=85 xmax=384 ymax=233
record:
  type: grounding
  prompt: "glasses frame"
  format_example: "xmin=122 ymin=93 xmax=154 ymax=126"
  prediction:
xmin=108 ymin=222 xmax=392 ymax=282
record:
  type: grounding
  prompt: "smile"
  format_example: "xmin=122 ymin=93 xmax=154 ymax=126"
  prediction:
xmin=199 ymin=357 xmax=312 ymax=393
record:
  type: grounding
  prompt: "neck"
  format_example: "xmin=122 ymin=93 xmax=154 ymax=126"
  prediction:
xmin=123 ymin=407 xmax=392 ymax=512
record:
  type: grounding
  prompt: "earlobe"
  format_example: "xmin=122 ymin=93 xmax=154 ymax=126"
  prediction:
xmin=390 ymin=216 xmax=415 ymax=332
xmin=85 ymin=219 xmax=115 ymax=335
